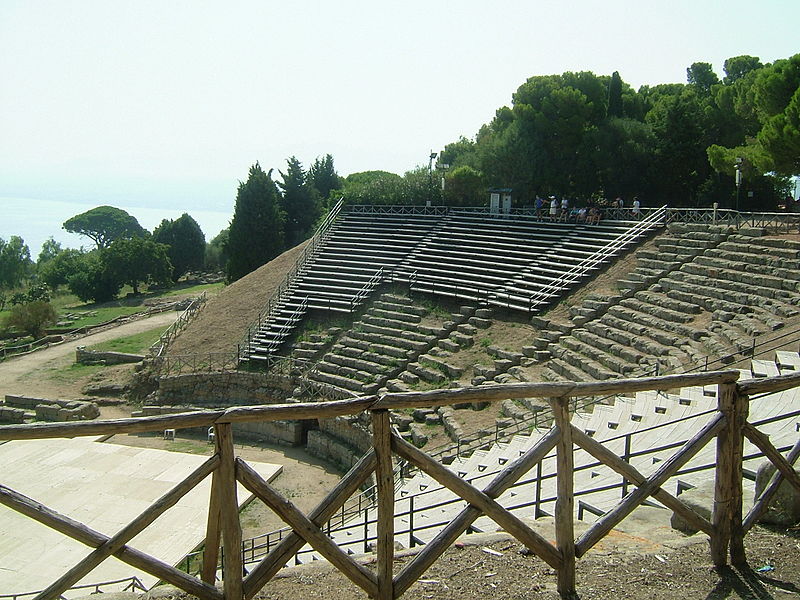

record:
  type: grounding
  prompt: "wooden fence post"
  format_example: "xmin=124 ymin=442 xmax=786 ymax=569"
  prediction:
xmin=711 ymin=382 xmax=747 ymax=567
xmin=216 ymin=423 xmax=243 ymax=600
xmin=552 ymin=396 xmax=576 ymax=598
xmin=372 ymin=409 xmax=394 ymax=600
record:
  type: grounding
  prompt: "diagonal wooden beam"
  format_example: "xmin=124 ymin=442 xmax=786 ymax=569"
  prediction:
xmin=236 ymin=459 xmax=378 ymax=598
xmin=391 ymin=432 xmax=562 ymax=570
xmin=570 ymin=425 xmax=713 ymax=539
xmin=242 ymin=449 xmax=376 ymax=600
xmin=0 ymin=483 xmax=221 ymax=600
xmin=575 ymin=412 xmax=725 ymax=557
xmin=743 ymin=422 xmax=800 ymax=495
xmin=34 ymin=454 xmax=219 ymax=600
xmin=743 ymin=436 xmax=800 ymax=532
xmin=394 ymin=426 xmax=561 ymax=597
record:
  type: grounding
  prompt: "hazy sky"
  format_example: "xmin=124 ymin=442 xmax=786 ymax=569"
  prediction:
xmin=1 ymin=0 xmax=799 ymax=251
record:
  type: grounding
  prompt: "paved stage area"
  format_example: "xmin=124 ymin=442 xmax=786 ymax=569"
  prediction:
xmin=0 ymin=436 xmax=282 ymax=596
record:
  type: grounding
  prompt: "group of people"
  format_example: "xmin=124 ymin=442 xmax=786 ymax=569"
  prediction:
xmin=533 ymin=194 xmax=642 ymax=224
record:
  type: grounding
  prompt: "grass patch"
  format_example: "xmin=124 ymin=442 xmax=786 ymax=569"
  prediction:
xmin=158 ymin=281 xmax=224 ymax=298
xmin=87 ymin=325 xmax=166 ymax=355
xmin=38 ymin=362 xmax=108 ymax=385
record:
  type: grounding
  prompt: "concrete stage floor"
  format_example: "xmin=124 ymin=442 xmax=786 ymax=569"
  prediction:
xmin=0 ymin=436 xmax=282 ymax=596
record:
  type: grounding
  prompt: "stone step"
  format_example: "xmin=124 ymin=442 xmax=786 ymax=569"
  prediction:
xmin=619 ymin=297 xmax=694 ymax=324
xmin=340 ymin=336 xmax=413 ymax=359
xmin=606 ymin=305 xmax=704 ymax=342
xmin=369 ymin=308 xmax=422 ymax=324
xmin=549 ymin=345 xmax=618 ymax=380
xmin=570 ymin=328 xmax=644 ymax=366
xmin=373 ymin=300 xmax=429 ymax=317
xmin=660 ymin=277 xmax=760 ymax=315
xmin=407 ymin=362 xmax=447 ymax=384
xmin=324 ymin=352 xmax=389 ymax=375
xmin=558 ymin=335 xmax=638 ymax=376
xmin=356 ymin=323 xmax=432 ymax=344
xmin=419 ymin=354 xmax=463 ymax=379
xmin=547 ymin=357 xmax=594 ymax=382
xmin=634 ymin=290 xmax=701 ymax=315
xmin=584 ymin=319 xmax=677 ymax=360
xmin=309 ymin=369 xmax=374 ymax=393
xmin=681 ymin=262 xmax=796 ymax=292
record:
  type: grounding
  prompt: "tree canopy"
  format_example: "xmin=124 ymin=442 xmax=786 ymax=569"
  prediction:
xmin=104 ymin=237 xmax=172 ymax=295
xmin=0 ymin=236 xmax=32 ymax=289
xmin=226 ymin=163 xmax=285 ymax=282
xmin=153 ymin=213 xmax=206 ymax=281
xmin=63 ymin=205 xmax=147 ymax=249
xmin=279 ymin=157 xmax=321 ymax=248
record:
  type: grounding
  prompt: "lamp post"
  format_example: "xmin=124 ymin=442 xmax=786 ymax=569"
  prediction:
xmin=734 ymin=157 xmax=743 ymax=211
xmin=428 ymin=151 xmax=437 ymax=206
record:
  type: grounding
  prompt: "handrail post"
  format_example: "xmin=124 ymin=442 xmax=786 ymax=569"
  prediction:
xmin=552 ymin=395 xmax=576 ymax=597
xmin=711 ymin=382 xmax=747 ymax=567
xmin=216 ymin=423 xmax=243 ymax=600
xmin=372 ymin=409 xmax=394 ymax=600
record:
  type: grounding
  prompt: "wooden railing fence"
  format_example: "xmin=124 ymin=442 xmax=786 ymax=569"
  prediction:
xmin=1 ymin=370 xmax=799 ymax=600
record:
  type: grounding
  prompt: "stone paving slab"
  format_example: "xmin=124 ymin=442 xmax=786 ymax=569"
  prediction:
xmin=0 ymin=437 xmax=281 ymax=596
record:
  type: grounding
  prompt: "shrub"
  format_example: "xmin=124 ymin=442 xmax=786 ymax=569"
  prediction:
xmin=4 ymin=301 xmax=57 ymax=338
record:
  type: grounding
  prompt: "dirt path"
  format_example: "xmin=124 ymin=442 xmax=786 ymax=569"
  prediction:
xmin=0 ymin=311 xmax=177 ymax=399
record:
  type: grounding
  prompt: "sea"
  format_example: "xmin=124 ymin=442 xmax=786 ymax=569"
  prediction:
xmin=1 ymin=196 xmax=232 ymax=258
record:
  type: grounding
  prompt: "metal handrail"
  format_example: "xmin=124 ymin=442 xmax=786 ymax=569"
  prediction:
xmin=525 ymin=206 xmax=667 ymax=312
xmin=241 ymin=198 xmax=344 ymax=357
xmin=1 ymin=576 xmax=147 ymax=600
xmin=149 ymin=292 xmax=208 ymax=358
xmin=350 ymin=267 xmax=385 ymax=312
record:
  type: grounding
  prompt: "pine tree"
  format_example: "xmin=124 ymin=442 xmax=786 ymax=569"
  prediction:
xmin=153 ymin=213 xmax=206 ymax=281
xmin=607 ymin=71 xmax=624 ymax=118
xmin=226 ymin=163 xmax=285 ymax=282
xmin=308 ymin=154 xmax=342 ymax=203
xmin=279 ymin=157 xmax=321 ymax=248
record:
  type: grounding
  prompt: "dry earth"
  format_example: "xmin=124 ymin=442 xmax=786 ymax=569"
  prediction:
xmin=167 ymin=241 xmax=309 ymax=356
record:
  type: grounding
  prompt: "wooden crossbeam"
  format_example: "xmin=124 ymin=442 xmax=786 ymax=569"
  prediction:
xmin=575 ymin=412 xmax=725 ymax=557
xmin=242 ymin=450 xmax=376 ymax=600
xmin=0 ymin=483 xmax=221 ymax=600
xmin=390 ymin=432 xmax=562 ymax=570
xmin=742 ymin=427 xmax=800 ymax=532
xmin=394 ymin=426 xmax=561 ymax=597
xmin=236 ymin=459 xmax=379 ymax=598
xmin=34 ymin=454 xmax=219 ymax=600
xmin=743 ymin=423 xmax=800 ymax=495
xmin=570 ymin=425 xmax=713 ymax=537
xmin=372 ymin=410 xmax=394 ymax=600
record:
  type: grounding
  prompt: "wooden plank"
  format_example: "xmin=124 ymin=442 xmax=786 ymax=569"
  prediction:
xmin=737 ymin=370 xmax=800 ymax=396
xmin=0 ymin=410 xmax=222 ymax=440
xmin=243 ymin=450 xmax=376 ymax=600
xmin=743 ymin=437 xmax=800 ymax=532
xmin=394 ymin=426 xmax=561 ymax=597
xmin=575 ymin=413 xmax=725 ymax=557
xmin=236 ymin=459 xmax=378 ymax=597
xmin=571 ymin=426 xmax=713 ymax=537
xmin=552 ymin=397 xmax=575 ymax=597
xmin=0 ymin=483 xmax=221 ymax=600
xmin=372 ymin=410 xmax=394 ymax=600
xmin=34 ymin=454 xmax=219 ymax=600
xmin=0 ymin=370 xmax=741 ymax=442
xmin=711 ymin=383 xmax=746 ymax=566
xmin=216 ymin=423 xmax=243 ymax=600
xmin=374 ymin=370 xmax=739 ymax=411
xmin=743 ymin=423 xmax=800 ymax=495
xmin=219 ymin=396 xmax=377 ymax=424
xmin=202 ymin=453 xmax=223 ymax=584
xmin=391 ymin=432 xmax=561 ymax=569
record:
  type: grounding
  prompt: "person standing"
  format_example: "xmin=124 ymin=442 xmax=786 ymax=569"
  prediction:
xmin=549 ymin=196 xmax=558 ymax=220
xmin=632 ymin=196 xmax=641 ymax=219
xmin=534 ymin=195 xmax=544 ymax=220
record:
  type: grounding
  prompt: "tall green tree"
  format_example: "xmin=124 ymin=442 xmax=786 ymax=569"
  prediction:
xmin=36 ymin=237 xmax=62 ymax=265
xmin=63 ymin=206 xmax=146 ymax=249
xmin=66 ymin=251 xmax=120 ymax=303
xmin=226 ymin=163 xmax=285 ymax=282
xmin=39 ymin=248 xmax=85 ymax=290
xmin=308 ymin=154 xmax=342 ymax=203
xmin=0 ymin=236 xmax=32 ymax=289
xmin=279 ymin=157 xmax=321 ymax=247
xmin=205 ymin=228 xmax=229 ymax=271
xmin=152 ymin=213 xmax=206 ymax=281
xmin=104 ymin=237 xmax=172 ymax=295
xmin=607 ymin=71 xmax=624 ymax=118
